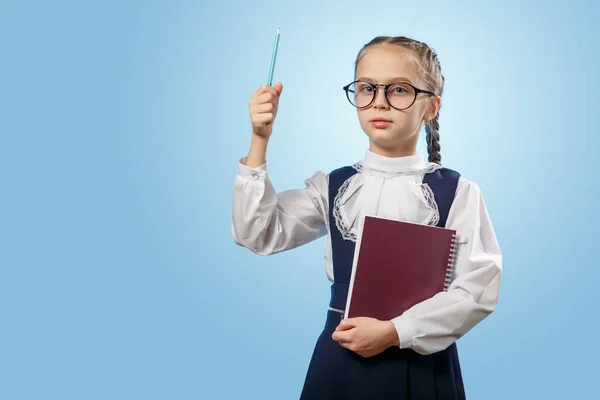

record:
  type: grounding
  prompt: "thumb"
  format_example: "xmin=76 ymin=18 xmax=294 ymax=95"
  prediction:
xmin=273 ymin=82 xmax=283 ymax=97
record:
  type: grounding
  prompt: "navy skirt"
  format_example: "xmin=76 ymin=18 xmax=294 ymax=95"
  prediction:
xmin=300 ymin=310 xmax=466 ymax=399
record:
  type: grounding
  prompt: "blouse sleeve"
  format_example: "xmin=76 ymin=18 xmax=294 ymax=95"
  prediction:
xmin=390 ymin=177 xmax=502 ymax=355
xmin=231 ymin=157 xmax=329 ymax=255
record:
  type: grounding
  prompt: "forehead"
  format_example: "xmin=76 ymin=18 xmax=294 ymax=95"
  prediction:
xmin=355 ymin=45 xmax=422 ymax=85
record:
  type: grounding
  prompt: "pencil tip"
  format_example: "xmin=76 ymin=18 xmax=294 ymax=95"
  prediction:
xmin=276 ymin=27 xmax=280 ymax=34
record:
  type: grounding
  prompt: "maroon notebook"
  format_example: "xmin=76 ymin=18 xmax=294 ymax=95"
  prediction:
xmin=344 ymin=214 xmax=457 ymax=320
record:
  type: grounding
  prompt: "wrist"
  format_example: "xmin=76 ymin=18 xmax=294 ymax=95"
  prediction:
xmin=251 ymin=128 xmax=272 ymax=145
xmin=384 ymin=321 xmax=400 ymax=347
xmin=246 ymin=134 xmax=270 ymax=168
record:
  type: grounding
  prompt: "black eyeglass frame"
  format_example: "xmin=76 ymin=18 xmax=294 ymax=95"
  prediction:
xmin=342 ymin=80 xmax=437 ymax=110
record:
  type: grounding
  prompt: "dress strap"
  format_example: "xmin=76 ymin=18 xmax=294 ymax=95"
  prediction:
xmin=422 ymin=167 xmax=461 ymax=228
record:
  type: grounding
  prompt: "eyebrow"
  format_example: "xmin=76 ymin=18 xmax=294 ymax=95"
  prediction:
xmin=356 ymin=76 xmax=414 ymax=84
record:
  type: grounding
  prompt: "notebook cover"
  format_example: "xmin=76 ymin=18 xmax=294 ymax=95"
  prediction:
xmin=345 ymin=214 xmax=457 ymax=320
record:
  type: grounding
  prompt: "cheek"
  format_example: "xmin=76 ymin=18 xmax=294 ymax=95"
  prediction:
xmin=402 ymin=106 xmax=426 ymax=127
xmin=416 ymin=101 xmax=431 ymax=120
xmin=357 ymin=110 xmax=370 ymax=126
xmin=409 ymin=110 xmax=424 ymax=125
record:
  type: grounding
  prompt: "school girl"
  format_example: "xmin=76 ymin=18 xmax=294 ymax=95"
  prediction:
xmin=232 ymin=35 xmax=502 ymax=399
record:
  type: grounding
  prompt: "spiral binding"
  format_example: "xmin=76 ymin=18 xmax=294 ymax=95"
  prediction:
xmin=444 ymin=233 xmax=458 ymax=291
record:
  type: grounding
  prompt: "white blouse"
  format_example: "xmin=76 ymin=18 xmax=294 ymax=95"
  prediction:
xmin=231 ymin=150 xmax=502 ymax=355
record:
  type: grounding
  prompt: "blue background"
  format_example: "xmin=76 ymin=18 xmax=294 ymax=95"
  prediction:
xmin=2 ymin=0 xmax=599 ymax=398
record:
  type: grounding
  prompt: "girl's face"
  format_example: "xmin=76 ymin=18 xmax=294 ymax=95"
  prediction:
xmin=354 ymin=45 xmax=439 ymax=156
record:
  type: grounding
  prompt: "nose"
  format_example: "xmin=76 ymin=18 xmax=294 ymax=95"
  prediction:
xmin=372 ymin=87 xmax=389 ymax=110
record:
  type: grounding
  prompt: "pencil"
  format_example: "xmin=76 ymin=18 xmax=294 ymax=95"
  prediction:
xmin=267 ymin=27 xmax=280 ymax=86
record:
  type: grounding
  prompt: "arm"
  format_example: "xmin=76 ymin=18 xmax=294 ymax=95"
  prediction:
xmin=232 ymin=151 xmax=329 ymax=255
xmin=233 ymin=82 xmax=329 ymax=255
xmin=390 ymin=178 xmax=502 ymax=355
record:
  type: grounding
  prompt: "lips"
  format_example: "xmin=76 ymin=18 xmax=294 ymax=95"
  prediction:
xmin=370 ymin=118 xmax=392 ymax=129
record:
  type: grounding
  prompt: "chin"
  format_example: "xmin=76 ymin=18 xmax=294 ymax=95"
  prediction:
xmin=365 ymin=128 xmax=404 ymax=146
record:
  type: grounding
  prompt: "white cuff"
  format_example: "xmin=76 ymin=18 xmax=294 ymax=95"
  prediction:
xmin=391 ymin=314 xmax=415 ymax=349
xmin=238 ymin=157 xmax=267 ymax=181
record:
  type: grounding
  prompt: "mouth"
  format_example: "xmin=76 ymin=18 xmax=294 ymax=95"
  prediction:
xmin=370 ymin=118 xmax=392 ymax=123
xmin=370 ymin=118 xmax=392 ymax=128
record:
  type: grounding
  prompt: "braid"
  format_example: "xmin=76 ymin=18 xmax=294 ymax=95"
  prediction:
xmin=425 ymin=114 xmax=441 ymax=165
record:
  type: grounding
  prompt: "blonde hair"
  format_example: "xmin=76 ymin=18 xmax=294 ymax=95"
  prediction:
xmin=355 ymin=36 xmax=445 ymax=164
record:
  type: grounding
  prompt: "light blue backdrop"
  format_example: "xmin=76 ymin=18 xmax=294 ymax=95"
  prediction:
xmin=2 ymin=0 xmax=599 ymax=399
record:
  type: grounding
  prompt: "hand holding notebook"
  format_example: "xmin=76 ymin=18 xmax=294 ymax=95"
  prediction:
xmin=344 ymin=214 xmax=457 ymax=320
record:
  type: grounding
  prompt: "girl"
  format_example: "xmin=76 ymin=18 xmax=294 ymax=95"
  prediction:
xmin=232 ymin=36 xmax=501 ymax=399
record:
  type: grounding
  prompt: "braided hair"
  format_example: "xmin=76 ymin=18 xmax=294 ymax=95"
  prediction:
xmin=354 ymin=36 xmax=445 ymax=165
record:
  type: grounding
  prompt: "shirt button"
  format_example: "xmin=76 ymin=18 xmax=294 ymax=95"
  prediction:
xmin=251 ymin=172 xmax=259 ymax=180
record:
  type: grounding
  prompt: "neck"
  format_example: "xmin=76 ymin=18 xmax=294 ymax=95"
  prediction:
xmin=368 ymin=137 xmax=418 ymax=158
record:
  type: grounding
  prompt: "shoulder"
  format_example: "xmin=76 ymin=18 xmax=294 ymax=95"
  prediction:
xmin=455 ymin=175 xmax=482 ymax=196
xmin=330 ymin=165 xmax=357 ymax=178
xmin=423 ymin=166 xmax=462 ymax=201
xmin=427 ymin=166 xmax=483 ymax=193
xmin=427 ymin=166 xmax=484 ymax=203
xmin=304 ymin=169 xmax=329 ymax=192
xmin=427 ymin=166 xmax=461 ymax=180
xmin=305 ymin=164 xmax=360 ymax=200
xmin=302 ymin=161 xmax=358 ymax=192
xmin=452 ymin=175 xmax=487 ymax=214
xmin=446 ymin=175 xmax=498 ymax=244
xmin=438 ymin=166 xmax=461 ymax=179
xmin=326 ymin=165 xmax=358 ymax=193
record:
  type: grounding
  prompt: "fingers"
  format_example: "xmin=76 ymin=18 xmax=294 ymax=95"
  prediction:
xmin=336 ymin=319 xmax=357 ymax=331
xmin=331 ymin=332 xmax=346 ymax=345
xmin=252 ymin=102 xmax=276 ymax=114
xmin=249 ymin=90 xmax=279 ymax=113
xmin=251 ymin=84 xmax=281 ymax=101
xmin=248 ymin=83 xmax=283 ymax=138
xmin=250 ymin=112 xmax=275 ymax=128
xmin=332 ymin=327 xmax=353 ymax=343
xmin=332 ymin=334 xmax=371 ymax=358
xmin=249 ymin=102 xmax=276 ymax=126
xmin=333 ymin=333 xmax=357 ymax=353
xmin=252 ymin=91 xmax=275 ymax=104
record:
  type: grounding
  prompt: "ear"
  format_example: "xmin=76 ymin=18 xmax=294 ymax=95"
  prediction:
xmin=425 ymin=96 xmax=441 ymax=121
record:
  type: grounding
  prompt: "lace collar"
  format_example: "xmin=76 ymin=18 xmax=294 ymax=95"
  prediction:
xmin=333 ymin=150 xmax=442 ymax=242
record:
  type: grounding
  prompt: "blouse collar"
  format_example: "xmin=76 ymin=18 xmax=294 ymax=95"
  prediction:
xmin=360 ymin=149 xmax=429 ymax=173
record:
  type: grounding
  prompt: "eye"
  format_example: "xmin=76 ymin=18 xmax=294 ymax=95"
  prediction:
xmin=357 ymin=83 xmax=374 ymax=93
xmin=388 ymin=83 xmax=414 ymax=97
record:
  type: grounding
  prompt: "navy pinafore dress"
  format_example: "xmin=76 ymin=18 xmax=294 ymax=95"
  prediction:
xmin=300 ymin=165 xmax=466 ymax=400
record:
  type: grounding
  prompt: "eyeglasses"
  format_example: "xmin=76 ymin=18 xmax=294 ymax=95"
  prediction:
xmin=342 ymin=80 xmax=437 ymax=110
